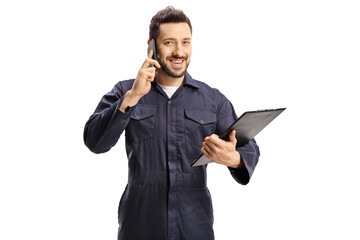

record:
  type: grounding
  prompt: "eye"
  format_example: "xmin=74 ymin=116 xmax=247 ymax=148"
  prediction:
xmin=183 ymin=41 xmax=191 ymax=45
xmin=165 ymin=41 xmax=173 ymax=45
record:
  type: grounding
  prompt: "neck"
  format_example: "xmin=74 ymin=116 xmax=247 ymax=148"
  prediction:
xmin=155 ymin=69 xmax=185 ymax=87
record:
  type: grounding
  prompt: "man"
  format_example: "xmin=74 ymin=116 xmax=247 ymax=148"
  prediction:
xmin=84 ymin=6 xmax=260 ymax=240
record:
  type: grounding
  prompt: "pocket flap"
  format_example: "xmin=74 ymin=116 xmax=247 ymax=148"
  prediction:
xmin=185 ymin=109 xmax=217 ymax=125
xmin=131 ymin=105 xmax=157 ymax=120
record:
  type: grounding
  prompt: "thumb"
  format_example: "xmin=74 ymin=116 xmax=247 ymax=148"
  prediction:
xmin=229 ymin=130 xmax=237 ymax=146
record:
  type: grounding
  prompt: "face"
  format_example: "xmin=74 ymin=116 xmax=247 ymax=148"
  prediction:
xmin=156 ymin=22 xmax=192 ymax=79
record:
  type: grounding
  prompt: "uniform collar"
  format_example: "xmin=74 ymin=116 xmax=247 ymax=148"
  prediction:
xmin=183 ymin=72 xmax=200 ymax=89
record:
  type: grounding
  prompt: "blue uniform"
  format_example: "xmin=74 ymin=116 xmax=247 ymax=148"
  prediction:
xmin=84 ymin=72 xmax=260 ymax=240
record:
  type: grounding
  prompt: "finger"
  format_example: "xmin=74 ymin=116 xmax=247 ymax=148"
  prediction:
xmin=152 ymin=59 xmax=161 ymax=68
xmin=148 ymin=49 xmax=153 ymax=59
xmin=141 ymin=51 xmax=161 ymax=69
xmin=140 ymin=50 xmax=154 ymax=69
xmin=143 ymin=73 xmax=155 ymax=82
xmin=204 ymin=134 xmax=219 ymax=141
xmin=205 ymin=134 xmax=222 ymax=146
xmin=143 ymin=67 xmax=156 ymax=74
xmin=147 ymin=75 xmax=155 ymax=82
xmin=202 ymin=141 xmax=213 ymax=154
xmin=139 ymin=68 xmax=154 ymax=80
xmin=141 ymin=58 xmax=161 ymax=69
xmin=203 ymin=139 xmax=217 ymax=152
xmin=147 ymin=59 xmax=161 ymax=69
xmin=229 ymin=130 xmax=237 ymax=146
xmin=147 ymin=49 xmax=161 ymax=68
xmin=143 ymin=68 xmax=156 ymax=78
xmin=148 ymin=49 xmax=161 ymax=68
xmin=201 ymin=147 xmax=211 ymax=159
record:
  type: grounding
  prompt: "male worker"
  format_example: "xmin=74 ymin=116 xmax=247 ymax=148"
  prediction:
xmin=84 ymin=6 xmax=260 ymax=240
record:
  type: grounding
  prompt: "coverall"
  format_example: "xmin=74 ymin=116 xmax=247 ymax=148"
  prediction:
xmin=84 ymin=72 xmax=260 ymax=240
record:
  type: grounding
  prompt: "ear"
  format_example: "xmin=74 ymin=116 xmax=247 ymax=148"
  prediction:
xmin=147 ymin=39 xmax=151 ymax=45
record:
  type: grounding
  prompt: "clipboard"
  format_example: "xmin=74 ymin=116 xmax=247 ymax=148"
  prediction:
xmin=191 ymin=108 xmax=286 ymax=167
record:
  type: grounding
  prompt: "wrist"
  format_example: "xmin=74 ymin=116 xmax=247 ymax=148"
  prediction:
xmin=119 ymin=90 xmax=142 ymax=112
xmin=228 ymin=152 xmax=242 ymax=169
xmin=126 ymin=89 xmax=142 ymax=103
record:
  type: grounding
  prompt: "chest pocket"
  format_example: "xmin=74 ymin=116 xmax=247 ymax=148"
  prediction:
xmin=184 ymin=108 xmax=217 ymax=145
xmin=126 ymin=105 xmax=157 ymax=142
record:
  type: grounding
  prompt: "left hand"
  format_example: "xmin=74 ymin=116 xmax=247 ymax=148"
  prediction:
xmin=201 ymin=130 xmax=243 ymax=168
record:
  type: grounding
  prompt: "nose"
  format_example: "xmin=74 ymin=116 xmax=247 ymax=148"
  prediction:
xmin=173 ymin=43 xmax=184 ymax=57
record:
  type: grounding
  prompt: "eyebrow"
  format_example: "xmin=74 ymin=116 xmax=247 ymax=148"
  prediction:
xmin=163 ymin=37 xmax=192 ymax=41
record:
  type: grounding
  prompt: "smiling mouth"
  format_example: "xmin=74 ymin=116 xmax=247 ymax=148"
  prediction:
xmin=169 ymin=58 xmax=185 ymax=66
xmin=171 ymin=60 xmax=184 ymax=63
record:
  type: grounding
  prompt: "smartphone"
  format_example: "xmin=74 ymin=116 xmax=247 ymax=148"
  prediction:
xmin=147 ymin=39 xmax=158 ymax=67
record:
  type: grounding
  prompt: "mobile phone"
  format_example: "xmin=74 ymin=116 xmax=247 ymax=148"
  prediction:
xmin=147 ymin=39 xmax=158 ymax=67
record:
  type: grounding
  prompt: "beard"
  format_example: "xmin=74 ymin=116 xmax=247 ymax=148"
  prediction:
xmin=158 ymin=56 xmax=190 ymax=78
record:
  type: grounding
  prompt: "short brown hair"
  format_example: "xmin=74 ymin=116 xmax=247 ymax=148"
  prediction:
xmin=149 ymin=6 xmax=192 ymax=40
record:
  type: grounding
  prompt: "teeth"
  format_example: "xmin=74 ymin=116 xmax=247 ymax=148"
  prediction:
xmin=172 ymin=60 xmax=183 ymax=63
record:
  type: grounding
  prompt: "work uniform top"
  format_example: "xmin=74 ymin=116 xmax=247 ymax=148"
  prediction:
xmin=84 ymin=72 xmax=260 ymax=240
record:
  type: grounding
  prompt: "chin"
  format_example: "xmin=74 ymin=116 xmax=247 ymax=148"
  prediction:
xmin=170 ymin=70 xmax=187 ymax=79
xmin=161 ymin=66 xmax=187 ymax=78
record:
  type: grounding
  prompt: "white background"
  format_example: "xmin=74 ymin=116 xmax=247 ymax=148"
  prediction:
xmin=1 ymin=0 xmax=359 ymax=239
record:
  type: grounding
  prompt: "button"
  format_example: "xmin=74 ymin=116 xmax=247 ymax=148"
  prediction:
xmin=200 ymin=120 xmax=204 ymax=124
xmin=168 ymin=100 xmax=172 ymax=104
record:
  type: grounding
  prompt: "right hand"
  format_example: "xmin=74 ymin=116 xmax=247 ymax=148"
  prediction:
xmin=119 ymin=50 xmax=160 ymax=112
xmin=130 ymin=50 xmax=161 ymax=97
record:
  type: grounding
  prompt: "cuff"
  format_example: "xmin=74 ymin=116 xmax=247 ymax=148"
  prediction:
xmin=228 ymin=164 xmax=250 ymax=185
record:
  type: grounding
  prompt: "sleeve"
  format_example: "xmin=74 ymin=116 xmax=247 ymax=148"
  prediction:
xmin=229 ymin=139 xmax=260 ymax=185
xmin=83 ymin=81 xmax=135 ymax=154
xmin=215 ymin=92 xmax=260 ymax=185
